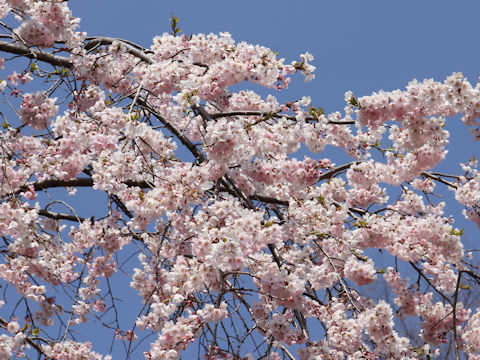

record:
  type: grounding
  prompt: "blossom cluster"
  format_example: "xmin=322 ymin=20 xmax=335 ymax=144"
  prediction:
xmin=10 ymin=0 xmax=81 ymax=48
xmin=19 ymin=91 xmax=58 ymax=130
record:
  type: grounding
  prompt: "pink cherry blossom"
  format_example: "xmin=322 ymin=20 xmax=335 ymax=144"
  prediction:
xmin=19 ymin=91 xmax=58 ymax=130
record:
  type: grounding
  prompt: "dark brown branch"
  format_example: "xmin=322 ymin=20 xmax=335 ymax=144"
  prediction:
xmin=429 ymin=172 xmax=462 ymax=180
xmin=84 ymin=37 xmax=152 ymax=64
xmin=26 ymin=177 xmax=150 ymax=193
xmin=409 ymin=261 xmax=453 ymax=306
xmin=110 ymin=193 xmax=134 ymax=219
xmin=452 ymin=272 xmax=462 ymax=360
xmin=422 ymin=172 xmax=458 ymax=189
xmin=84 ymin=36 xmax=149 ymax=52
xmin=136 ymin=99 xmax=206 ymax=163
xmin=328 ymin=120 xmax=356 ymax=125
xmin=38 ymin=209 xmax=85 ymax=222
xmin=210 ymin=110 xmax=355 ymax=125
xmin=0 ymin=35 xmax=154 ymax=71
xmin=250 ymin=193 xmax=288 ymax=206
xmin=0 ymin=40 xmax=72 ymax=68
xmin=193 ymin=105 xmax=214 ymax=122
xmin=31 ymin=177 xmax=93 ymax=191
xmin=24 ymin=163 xmax=359 ymax=220
xmin=463 ymin=269 xmax=480 ymax=282
xmin=318 ymin=161 xmax=359 ymax=182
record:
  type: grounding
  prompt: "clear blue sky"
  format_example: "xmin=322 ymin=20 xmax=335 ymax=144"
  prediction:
xmin=4 ymin=1 xmax=480 ymax=358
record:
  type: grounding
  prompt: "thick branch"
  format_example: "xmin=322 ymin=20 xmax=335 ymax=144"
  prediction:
xmin=0 ymin=40 xmax=72 ymax=68
xmin=318 ymin=161 xmax=359 ymax=182
xmin=38 ymin=209 xmax=85 ymax=222
xmin=0 ymin=36 xmax=153 ymax=70
xmin=210 ymin=110 xmax=355 ymax=125
xmin=31 ymin=177 xmax=93 ymax=191
xmin=26 ymin=177 xmax=149 ymax=193
xmin=250 ymin=193 xmax=289 ymax=206
xmin=193 ymin=105 xmax=214 ymax=122
xmin=84 ymin=37 xmax=152 ymax=64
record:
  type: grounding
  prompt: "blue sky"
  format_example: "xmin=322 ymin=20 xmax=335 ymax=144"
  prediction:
xmin=2 ymin=1 xmax=480 ymax=358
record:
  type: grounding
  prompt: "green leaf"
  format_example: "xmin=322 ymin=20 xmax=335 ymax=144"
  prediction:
xmin=308 ymin=106 xmax=325 ymax=119
xmin=170 ymin=14 xmax=182 ymax=36
xmin=263 ymin=220 xmax=276 ymax=228
xmin=450 ymin=228 xmax=465 ymax=236
xmin=353 ymin=220 xmax=369 ymax=228
xmin=351 ymin=249 xmax=368 ymax=262
xmin=348 ymin=95 xmax=361 ymax=108
xmin=316 ymin=195 xmax=326 ymax=207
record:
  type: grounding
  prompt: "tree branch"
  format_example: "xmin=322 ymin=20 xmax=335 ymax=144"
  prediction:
xmin=38 ymin=209 xmax=85 ymax=222
xmin=422 ymin=172 xmax=458 ymax=189
xmin=136 ymin=99 xmax=206 ymax=163
xmin=210 ymin=110 xmax=355 ymax=125
xmin=0 ymin=40 xmax=72 ymax=68
xmin=84 ymin=37 xmax=152 ymax=64
xmin=25 ymin=177 xmax=149 ymax=193
xmin=0 ymin=35 xmax=154 ymax=71
xmin=31 ymin=177 xmax=93 ymax=191
xmin=318 ymin=161 xmax=359 ymax=182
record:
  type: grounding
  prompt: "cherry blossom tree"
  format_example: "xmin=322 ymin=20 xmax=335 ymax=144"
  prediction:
xmin=0 ymin=1 xmax=479 ymax=359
